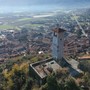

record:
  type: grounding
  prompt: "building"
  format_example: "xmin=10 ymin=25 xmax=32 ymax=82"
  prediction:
xmin=52 ymin=28 xmax=65 ymax=61
xmin=29 ymin=27 xmax=83 ymax=85
xmin=29 ymin=58 xmax=61 ymax=85
xmin=88 ymin=30 xmax=90 ymax=47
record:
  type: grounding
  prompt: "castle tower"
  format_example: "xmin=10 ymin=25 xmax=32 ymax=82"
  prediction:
xmin=52 ymin=27 xmax=66 ymax=61
xmin=88 ymin=30 xmax=90 ymax=47
xmin=87 ymin=30 xmax=90 ymax=54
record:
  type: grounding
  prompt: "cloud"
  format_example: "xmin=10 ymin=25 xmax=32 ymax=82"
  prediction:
xmin=0 ymin=0 xmax=90 ymax=7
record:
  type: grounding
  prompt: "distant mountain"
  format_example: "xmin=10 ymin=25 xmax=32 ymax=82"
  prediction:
xmin=0 ymin=0 xmax=90 ymax=12
xmin=0 ymin=0 xmax=90 ymax=7
xmin=30 ymin=0 xmax=90 ymax=5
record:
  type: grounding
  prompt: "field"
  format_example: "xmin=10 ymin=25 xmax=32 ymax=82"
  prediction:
xmin=24 ymin=24 xmax=44 ymax=27
xmin=18 ymin=18 xmax=32 ymax=21
xmin=0 ymin=25 xmax=20 ymax=30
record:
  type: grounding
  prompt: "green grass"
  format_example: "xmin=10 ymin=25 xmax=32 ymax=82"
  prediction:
xmin=0 ymin=25 xmax=13 ymax=29
xmin=18 ymin=18 xmax=32 ymax=21
xmin=24 ymin=24 xmax=44 ymax=27
xmin=0 ymin=25 xmax=20 ymax=30
xmin=87 ymin=60 xmax=90 ymax=63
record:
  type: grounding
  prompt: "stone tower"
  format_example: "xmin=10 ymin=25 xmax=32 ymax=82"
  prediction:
xmin=52 ymin=27 xmax=66 ymax=61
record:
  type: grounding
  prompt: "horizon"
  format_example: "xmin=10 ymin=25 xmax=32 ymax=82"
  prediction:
xmin=0 ymin=0 xmax=90 ymax=13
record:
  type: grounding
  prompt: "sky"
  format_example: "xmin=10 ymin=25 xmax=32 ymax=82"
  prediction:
xmin=0 ymin=0 xmax=90 ymax=12
xmin=0 ymin=0 xmax=89 ymax=6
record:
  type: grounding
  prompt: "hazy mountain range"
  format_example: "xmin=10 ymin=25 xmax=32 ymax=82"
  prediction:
xmin=0 ymin=0 xmax=89 ymax=6
xmin=0 ymin=0 xmax=90 ymax=12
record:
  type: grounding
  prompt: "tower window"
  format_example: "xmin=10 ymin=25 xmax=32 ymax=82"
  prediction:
xmin=60 ymin=39 xmax=62 ymax=41
xmin=54 ymin=32 xmax=57 ymax=36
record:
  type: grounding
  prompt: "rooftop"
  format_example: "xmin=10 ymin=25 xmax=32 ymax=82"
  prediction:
xmin=78 ymin=55 xmax=90 ymax=60
xmin=67 ymin=59 xmax=82 ymax=73
xmin=30 ymin=58 xmax=61 ymax=79
xmin=53 ymin=28 xmax=66 ymax=33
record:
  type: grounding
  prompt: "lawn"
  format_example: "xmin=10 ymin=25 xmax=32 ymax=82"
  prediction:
xmin=23 ymin=24 xmax=44 ymax=28
xmin=0 ymin=25 xmax=20 ymax=30
xmin=18 ymin=18 xmax=32 ymax=21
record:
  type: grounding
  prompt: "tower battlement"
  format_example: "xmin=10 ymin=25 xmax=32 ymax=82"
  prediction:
xmin=52 ymin=28 xmax=66 ymax=33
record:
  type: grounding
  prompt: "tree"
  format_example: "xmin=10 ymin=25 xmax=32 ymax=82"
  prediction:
xmin=3 ymin=63 xmax=31 ymax=90
xmin=82 ymin=73 xmax=90 ymax=87
xmin=46 ymin=74 xmax=59 ymax=90
xmin=12 ymin=70 xmax=26 ymax=90
xmin=40 ymin=69 xmax=81 ymax=90
xmin=22 ymin=78 xmax=33 ymax=90
xmin=64 ymin=78 xmax=81 ymax=90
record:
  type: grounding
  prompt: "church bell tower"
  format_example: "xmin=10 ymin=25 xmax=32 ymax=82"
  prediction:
xmin=52 ymin=27 xmax=66 ymax=61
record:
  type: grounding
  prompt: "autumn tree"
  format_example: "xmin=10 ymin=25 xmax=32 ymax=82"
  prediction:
xmin=3 ymin=63 xmax=33 ymax=90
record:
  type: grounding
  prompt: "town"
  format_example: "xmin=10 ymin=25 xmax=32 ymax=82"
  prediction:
xmin=0 ymin=8 xmax=90 ymax=61
xmin=0 ymin=8 xmax=90 ymax=90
